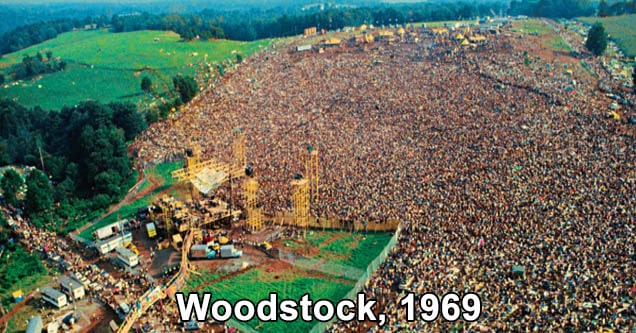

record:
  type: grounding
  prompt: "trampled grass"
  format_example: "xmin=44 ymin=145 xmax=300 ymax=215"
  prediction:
xmin=0 ymin=30 xmax=272 ymax=110
xmin=577 ymin=15 xmax=636 ymax=57
xmin=317 ymin=232 xmax=393 ymax=269
xmin=187 ymin=267 xmax=354 ymax=333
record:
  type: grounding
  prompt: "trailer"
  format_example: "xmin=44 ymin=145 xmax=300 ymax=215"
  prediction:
xmin=26 ymin=316 xmax=43 ymax=333
xmin=59 ymin=276 xmax=85 ymax=300
xmin=95 ymin=232 xmax=133 ymax=255
xmin=94 ymin=220 xmax=127 ymax=241
xmin=41 ymin=287 xmax=68 ymax=309
xmin=115 ymin=246 xmax=139 ymax=268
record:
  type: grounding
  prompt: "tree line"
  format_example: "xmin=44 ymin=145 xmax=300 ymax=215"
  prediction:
xmin=598 ymin=0 xmax=636 ymax=17
xmin=0 ymin=16 xmax=110 ymax=56
xmin=1 ymin=1 xmax=633 ymax=55
xmin=203 ymin=2 xmax=510 ymax=41
xmin=111 ymin=13 xmax=225 ymax=40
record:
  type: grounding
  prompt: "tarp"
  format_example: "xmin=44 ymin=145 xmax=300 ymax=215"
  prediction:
xmin=190 ymin=167 xmax=227 ymax=195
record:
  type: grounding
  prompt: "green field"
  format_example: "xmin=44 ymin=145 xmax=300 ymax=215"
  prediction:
xmin=317 ymin=232 xmax=393 ymax=269
xmin=78 ymin=161 xmax=182 ymax=240
xmin=182 ymin=230 xmax=393 ymax=332
xmin=511 ymin=18 xmax=554 ymax=36
xmin=578 ymin=15 xmax=636 ymax=57
xmin=0 ymin=30 xmax=272 ymax=110
xmin=185 ymin=267 xmax=354 ymax=333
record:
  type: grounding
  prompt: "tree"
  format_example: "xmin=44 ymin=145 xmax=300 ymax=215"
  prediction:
xmin=236 ymin=53 xmax=243 ymax=64
xmin=172 ymin=75 xmax=198 ymax=104
xmin=110 ymin=102 xmax=147 ymax=141
xmin=1 ymin=169 xmax=23 ymax=206
xmin=25 ymin=169 xmax=53 ymax=214
xmin=46 ymin=50 xmax=53 ymax=60
xmin=585 ymin=22 xmax=608 ymax=56
xmin=0 ymin=74 xmax=4 ymax=85
xmin=598 ymin=0 xmax=610 ymax=16
xmin=141 ymin=76 xmax=152 ymax=93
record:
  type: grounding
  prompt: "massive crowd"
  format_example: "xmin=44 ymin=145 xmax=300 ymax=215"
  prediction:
xmin=131 ymin=23 xmax=635 ymax=332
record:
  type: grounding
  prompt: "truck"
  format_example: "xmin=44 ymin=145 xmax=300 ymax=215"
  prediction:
xmin=146 ymin=222 xmax=157 ymax=239
xmin=189 ymin=244 xmax=242 ymax=260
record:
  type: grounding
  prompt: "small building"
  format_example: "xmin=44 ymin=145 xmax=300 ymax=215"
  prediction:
xmin=296 ymin=44 xmax=312 ymax=52
xmin=41 ymin=287 xmax=68 ymax=309
xmin=26 ymin=316 xmax=43 ymax=333
xmin=95 ymin=232 xmax=133 ymax=255
xmin=59 ymin=276 xmax=85 ymax=300
xmin=115 ymin=246 xmax=139 ymax=268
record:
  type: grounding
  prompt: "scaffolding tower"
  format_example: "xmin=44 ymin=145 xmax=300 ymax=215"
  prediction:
xmin=291 ymin=178 xmax=310 ymax=228
xmin=244 ymin=177 xmax=263 ymax=231
xmin=305 ymin=146 xmax=319 ymax=202
xmin=232 ymin=129 xmax=246 ymax=178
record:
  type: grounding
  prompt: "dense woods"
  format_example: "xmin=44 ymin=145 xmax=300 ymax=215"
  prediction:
xmin=0 ymin=99 xmax=146 ymax=230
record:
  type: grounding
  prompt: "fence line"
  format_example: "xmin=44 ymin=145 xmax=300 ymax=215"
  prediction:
xmin=308 ymin=223 xmax=402 ymax=333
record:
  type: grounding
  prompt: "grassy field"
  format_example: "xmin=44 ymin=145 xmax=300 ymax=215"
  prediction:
xmin=0 ymin=29 xmax=272 ymax=110
xmin=511 ymin=18 xmax=554 ymax=36
xmin=78 ymin=161 xmax=182 ymax=240
xmin=412 ymin=19 xmax=476 ymax=28
xmin=577 ymin=15 xmax=636 ymax=57
xmin=184 ymin=230 xmax=394 ymax=332
xmin=185 ymin=267 xmax=354 ymax=333
xmin=0 ymin=260 xmax=51 ymax=333
xmin=317 ymin=232 xmax=393 ymax=269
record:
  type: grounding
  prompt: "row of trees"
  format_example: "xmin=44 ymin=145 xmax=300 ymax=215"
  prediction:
xmin=204 ymin=2 xmax=510 ymax=41
xmin=10 ymin=52 xmax=67 ymax=81
xmin=111 ymin=13 xmax=225 ymax=40
xmin=598 ymin=0 xmax=636 ymax=17
xmin=0 ymin=99 xmax=146 ymax=230
xmin=0 ymin=16 xmax=109 ymax=56
xmin=509 ymin=0 xmax=595 ymax=18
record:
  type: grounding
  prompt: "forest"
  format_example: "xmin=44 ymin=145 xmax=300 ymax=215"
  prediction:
xmin=0 ymin=99 xmax=146 ymax=231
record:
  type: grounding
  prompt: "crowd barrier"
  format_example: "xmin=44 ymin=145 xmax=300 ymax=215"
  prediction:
xmin=308 ymin=223 xmax=402 ymax=333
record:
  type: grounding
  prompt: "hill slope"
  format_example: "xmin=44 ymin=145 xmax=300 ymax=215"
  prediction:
xmin=0 ymin=29 xmax=272 ymax=110
xmin=577 ymin=14 xmax=636 ymax=57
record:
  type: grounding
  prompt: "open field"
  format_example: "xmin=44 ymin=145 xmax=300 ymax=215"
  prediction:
xmin=283 ymin=230 xmax=394 ymax=269
xmin=413 ymin=19 xmax=475 ymax=28
xmin=511 ymin=18 xmax=555 ymax=36
xmin=78 ymin=161 xmax=182 ymax=240
xmin=577 ymin=14 xmax=636 ymax=57
xmin=185 ymin=266 xmax=355 ymax=333
xmin=0 ymin=30 xmax=272 ymax=110
xmin=181 ymin=230 xmax=393 ymax=332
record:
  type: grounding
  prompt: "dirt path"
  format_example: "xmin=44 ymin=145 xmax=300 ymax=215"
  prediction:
xmin=72 ymin=169 xmax=164 ymax=238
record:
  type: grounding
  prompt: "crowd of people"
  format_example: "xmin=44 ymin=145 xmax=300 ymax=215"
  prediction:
xmin=131 ymin=21 xmax=634 ymax=332
xmin=2 ymin=205 xmax=157 ymax=330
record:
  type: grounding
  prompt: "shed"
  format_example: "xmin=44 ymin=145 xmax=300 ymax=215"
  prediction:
xmin=26 ymin=316 xmax=43 ymax=333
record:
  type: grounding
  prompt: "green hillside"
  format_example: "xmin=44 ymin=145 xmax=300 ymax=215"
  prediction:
xmin=0 ymin=29 xmax=272 ymax=110
xmin=577 ymin=15 xmax=636 ymax=57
